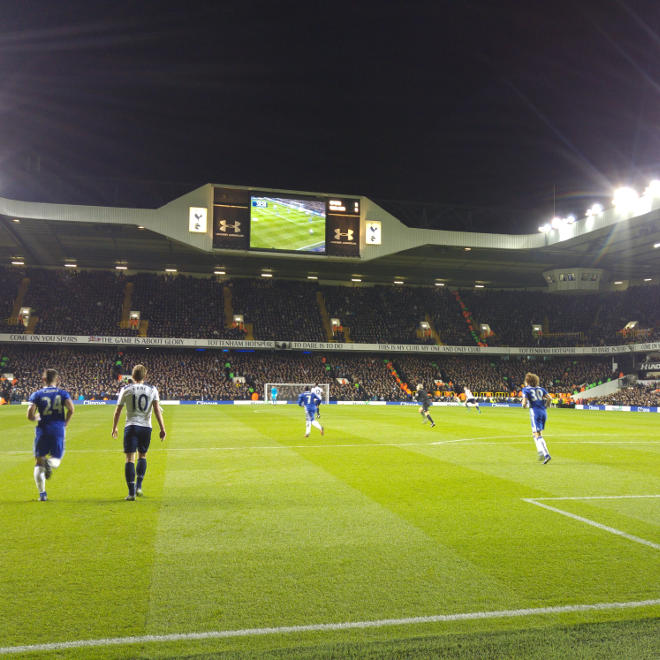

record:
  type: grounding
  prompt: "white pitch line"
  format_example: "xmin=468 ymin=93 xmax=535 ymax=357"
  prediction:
xmin=534 ymin=495 xmax=660 ymax=501
xmin=0 ymin=436 xmax=656 ymax=456
xmin=523 ymin=498 xmax=660 ymax=551
xmin=1 ymin=599 xmax=659 ymax=655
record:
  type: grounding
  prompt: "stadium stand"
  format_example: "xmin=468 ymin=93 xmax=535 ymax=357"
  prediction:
xmin=0 ymin=345 xmax=616 ymax=403
xmin=0 ymin=267 xmax=25 ymax=332
xmin=3 ymin=266 xmax=660 ymax=346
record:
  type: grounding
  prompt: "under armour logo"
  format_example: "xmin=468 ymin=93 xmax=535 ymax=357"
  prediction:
xmin=219 ymin=220 xmax=241 ymax=233
xmin=334 ymin=228 xmax=354 ymax=241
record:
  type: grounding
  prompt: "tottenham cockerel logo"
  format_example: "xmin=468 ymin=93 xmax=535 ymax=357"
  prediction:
xmin=218 ymin=219 xmax=241 ymax=233
xmin=334 ymin=228 xmax=354 ymax=241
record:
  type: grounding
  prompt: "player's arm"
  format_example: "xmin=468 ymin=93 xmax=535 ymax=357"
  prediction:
xmin=153 ymin=400 xmax=166 ymax=440
xmin=543 ymin=392 xmax=553 ymax=407
xmin=64 ymin=397 xmax=74 ymax=426
xmin=27 ymin=402 xmax=39 ymax=421
xmin=521 ymin=394 xmax=529 ymax=408
xmin=111 ymin=404 xmax=124 ymax=438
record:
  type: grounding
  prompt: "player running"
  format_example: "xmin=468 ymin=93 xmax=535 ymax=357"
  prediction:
xmin=415 ymin=385 xmax=436 ymax=428
xmin=298 ymin=388 xmax=324 ymax=437
xmin=112 ymin=364 xmax=166 ymax=500
xmin=27 ymin=368 xmax=75 ymax=501
xmin=521 ymin=372 xmax=552 ymax=464
xmin=463 ymin=387 xmax=481 ymax=413
xmin=312 ymin=384 xmax=323 ymax=419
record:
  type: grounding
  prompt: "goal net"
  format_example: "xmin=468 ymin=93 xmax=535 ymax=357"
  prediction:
xmin=265 ymin=383 xmax=330 ymax=404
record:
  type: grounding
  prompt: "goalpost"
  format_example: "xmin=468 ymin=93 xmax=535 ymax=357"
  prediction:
xmin=265 ymin=383 xmax=330 ymax=404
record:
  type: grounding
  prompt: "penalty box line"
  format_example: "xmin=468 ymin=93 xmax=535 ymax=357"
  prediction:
xmin=523 ymin=495 xmax=660 ymax=551
xmin=1 ymin=599 xmax=659 ymax=655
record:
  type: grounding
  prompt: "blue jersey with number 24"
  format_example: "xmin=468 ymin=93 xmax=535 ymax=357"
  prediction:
xmin=29 ymin=387 xmax=71 ymax=427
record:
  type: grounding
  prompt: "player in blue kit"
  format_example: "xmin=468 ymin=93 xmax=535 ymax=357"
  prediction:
xmin=27 ymin=368 xmax=75 ymax=501
xmin=521 ymin=372 xmax=552 ymax=464
xmin=297 ymin=389 xmax=324 ymax=437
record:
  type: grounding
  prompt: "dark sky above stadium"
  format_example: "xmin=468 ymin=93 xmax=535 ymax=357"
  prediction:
xmin=1 ymin=0 xmax=660 ymax=232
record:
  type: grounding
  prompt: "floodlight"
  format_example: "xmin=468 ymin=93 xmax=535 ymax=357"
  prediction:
xmin=644 ymin=180 xmax=660 ymax=198
xmin=612 ymin=186 xmax=638 ymax=213
xmin=586 ymin=203 xmax=603 ymax=217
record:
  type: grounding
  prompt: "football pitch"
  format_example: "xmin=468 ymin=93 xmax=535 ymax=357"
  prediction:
xmin=250 ymin=198 xmax=326 ymax=252
xmin=0 ymin=405 xmax=658 ymax=659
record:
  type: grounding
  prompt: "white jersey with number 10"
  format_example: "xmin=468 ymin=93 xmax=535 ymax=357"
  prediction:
xmin=118 ymin=383 xmax=160 ymax=428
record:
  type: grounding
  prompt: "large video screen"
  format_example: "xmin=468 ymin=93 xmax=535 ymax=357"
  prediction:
xmin=250 ymin=195 xmax=326 ymax=253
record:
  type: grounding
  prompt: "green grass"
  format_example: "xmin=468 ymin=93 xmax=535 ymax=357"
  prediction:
xmin=0 ymin=405 xmax=658 ymax=658
xmin=250 ymin=198 xmax=325 ymax=252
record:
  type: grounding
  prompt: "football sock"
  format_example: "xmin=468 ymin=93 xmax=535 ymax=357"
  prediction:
xmin=534 ymin=436 xmax=549 ymax=455
xmin=49 ymin=457 xmax=61 ymax=469
xmin=125 ymin=462 xmax=136 ymax=496
xmin=311 ymin=420 xmax=323 ymax=431
xmin=34 ymin=465 xmax=46 ymax=493
xmin=427 ymin=414 xmax=435 ymax=425
xmin=305 ymin=421 xmax=312 ymax=435
xmin=136 ymin=458 xmax=147 ymax=488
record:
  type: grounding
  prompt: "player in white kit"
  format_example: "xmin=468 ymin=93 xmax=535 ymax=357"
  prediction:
xmin=312 ymin=384 xmax=323 ymax=419
xmin=111 ymin=364 xmax=166 ymax=500
xmin=463 ymin=387 xmax=481 ymax=413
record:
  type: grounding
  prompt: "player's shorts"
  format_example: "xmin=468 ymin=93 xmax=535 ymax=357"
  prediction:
xmin=34 ymin=424 xmax=65 ymax=459
xmin=123 ymin=424 xmax=152 ymax=454
xmin=466 ymin=398 xmax=477 ymax=406
xmin=271 ymin=394 xmax=278 ymax=401
xmin=530 ymin=409 xmax=547 ymax=432
xmin=419 ymin=401 xmax=430 ymax=412
xmin=304 ymin=408 xmax=316 ymax=422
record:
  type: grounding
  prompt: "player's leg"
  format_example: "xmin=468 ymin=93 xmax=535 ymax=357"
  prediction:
xmin=33 ymin=429 xmax=49 ymax=500
xmin=535 ymin=414 xmax=550 ymax=463
xmin=311 ymin=417 xmax=324 ymax=434
xmin=135 ymin=428 xmax=152 ymax=496
xmin=419 ymin=406 xmax=427 ymax=423
xmin=123 ymin=427 xmax=138 ymax=500
xmin=531 ymin=414 xmax=550 ymax=462
xmin=46 ymin=432 xmax=65 ymax=476
xmin=305 ymin=410 xmax=312 ymax=437
xmin=425 ymin=405 xmax=435 ymax=428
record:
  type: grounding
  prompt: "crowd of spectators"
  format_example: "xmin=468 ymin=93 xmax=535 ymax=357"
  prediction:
xmin=128 ymin=273 xmax=227 ymax=338
xmin=229 ymin=279 xmax=325 ymax=341
xmin=3 ymin=266 xmax=660 ymax=348
xmin=0 ymin=268 xmax=24 ymax=332
xmin=388 ymin=356 xmax=615 ymax=396
xmin=588 ymin=383 xmax=660 ymax=407
xmin=0 ymin=346 xmax=617 ymax=403
xmin=16 ymin=269 xmax=127 ymax=335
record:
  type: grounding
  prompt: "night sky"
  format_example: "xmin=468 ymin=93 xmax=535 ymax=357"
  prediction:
xmin=1 ymin=0 xmax=659 ymax=232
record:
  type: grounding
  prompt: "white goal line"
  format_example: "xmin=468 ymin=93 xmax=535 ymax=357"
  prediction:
xmin=1 ymin=599 xmax=658 ymax=655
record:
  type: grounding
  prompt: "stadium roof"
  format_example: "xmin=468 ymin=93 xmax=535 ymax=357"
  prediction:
xmin=1 ymin=185 xmax=660 ymax=289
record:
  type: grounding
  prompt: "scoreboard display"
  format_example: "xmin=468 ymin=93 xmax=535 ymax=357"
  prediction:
xmin=213 ymin=187 xmax=360 ymax=257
